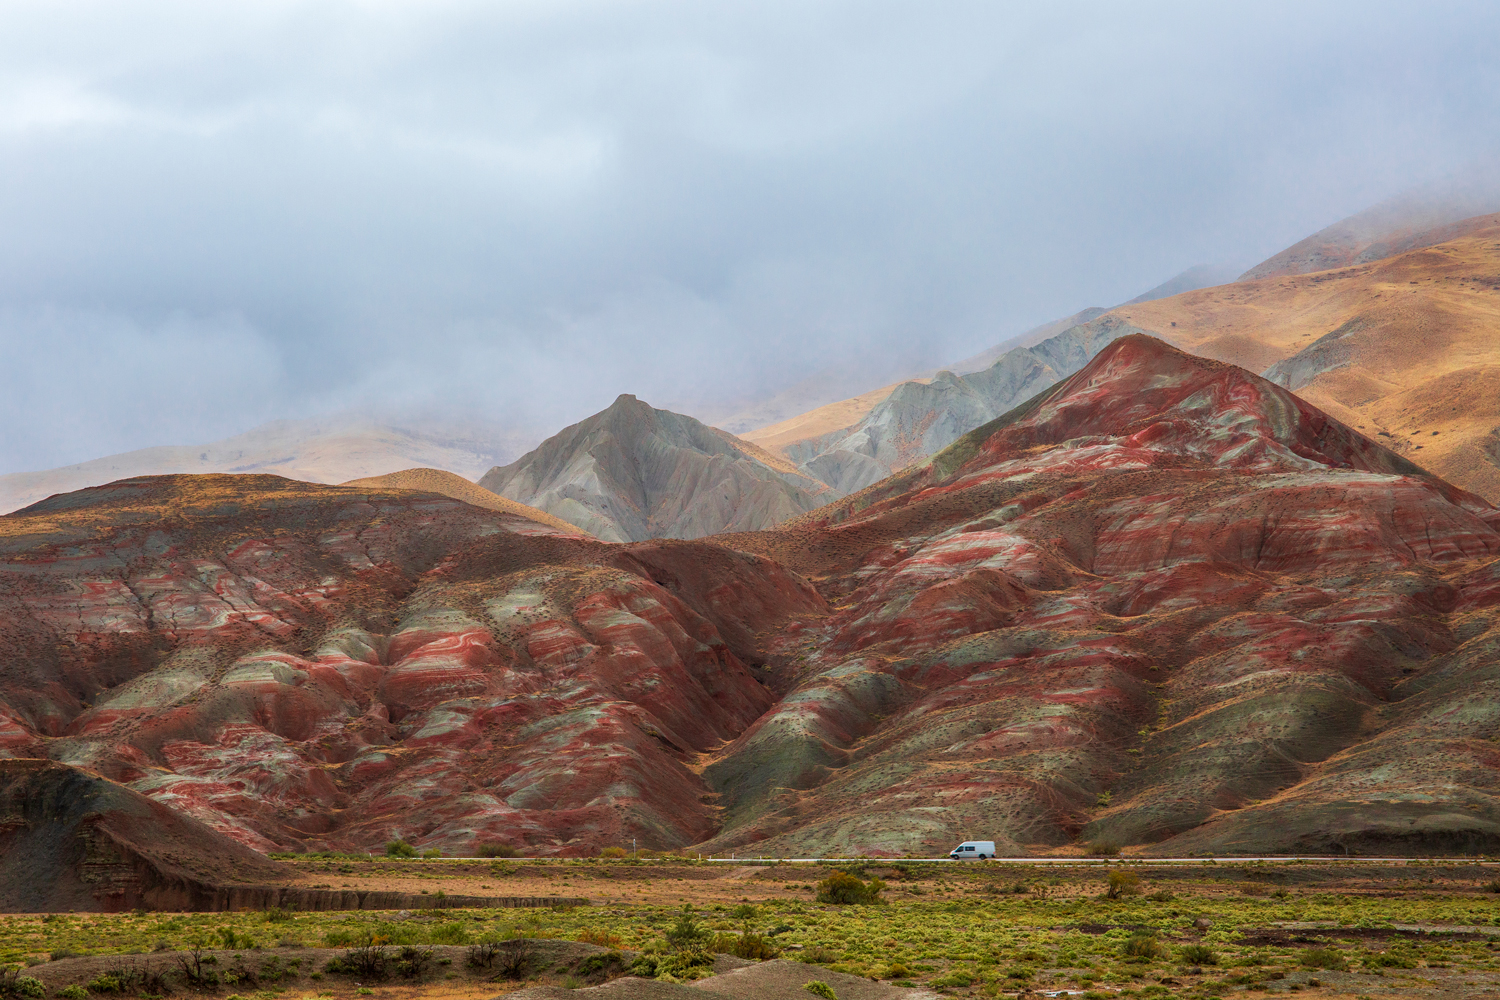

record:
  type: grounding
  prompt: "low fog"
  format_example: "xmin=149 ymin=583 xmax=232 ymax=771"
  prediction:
xmin=3 ymin=1 xmax=1499 ymax=473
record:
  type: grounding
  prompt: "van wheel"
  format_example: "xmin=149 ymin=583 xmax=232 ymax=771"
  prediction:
xmin=978 ymin=854 xmax=989 ymax=860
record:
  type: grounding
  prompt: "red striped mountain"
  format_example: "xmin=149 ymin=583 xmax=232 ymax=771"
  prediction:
xmin=478 ymin=394 xmax=828 ymax=542
xmin=703 ymin=334 xmax=1500 ymax=857
xmin=4 ymin=335 xmax=1500 ymax=875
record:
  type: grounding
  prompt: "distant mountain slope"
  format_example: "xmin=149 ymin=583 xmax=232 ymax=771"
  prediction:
xmin=478 ymin=394 xmax=828 ymax=542
xmin=1113 ymin=214 xmax=1500 ymax=502
xmin=1240 ymin=188 xmax=1500 ymax=280
xmin=0 ymin=414 xmax=537 ymax=515
xmin=340 ymin=467 xmax=588 ymax=536
xmin=756 ymin=315 xmax=1148 ymax=496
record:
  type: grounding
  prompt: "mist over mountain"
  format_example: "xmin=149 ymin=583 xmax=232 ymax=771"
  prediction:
xmin=4 ymin=3 xmax=1500 ymax=476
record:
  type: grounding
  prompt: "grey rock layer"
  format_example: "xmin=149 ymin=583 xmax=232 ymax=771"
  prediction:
xmin=788 ymin=314 xmax=1148 ymax=496
xmin=479 ymin=395 xmax=827 ymax=542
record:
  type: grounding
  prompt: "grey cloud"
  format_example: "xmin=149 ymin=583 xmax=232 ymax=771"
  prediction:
xmin=2 ymin=1 xmax=1499 ymax=472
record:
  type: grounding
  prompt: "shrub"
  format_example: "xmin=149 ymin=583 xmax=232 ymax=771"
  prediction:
xmin=804 ymin=982 xmax=837 ymax=1000
xmin=1147 ymin=890 xmax=1175 ymax=902
xmin=931 ymin=971 xmax=974 ymax=987
xmin=392 ymin=946 xmax=432 ymax=979
xmin=494 ymin=940 xmax=536 ymax=981
xmin=814 ymin=870 xmax=885 ymax=905
xmin=1364 ymin=948 xmax=1417 ymax=969
xmin=58 ymin=987 xmax=88 ymax=1000
xmin=709 ymin=932 xmax=779 ymax=960
xmin=1299 ymin=947 xmax=1348 ymax=971
xmin=0 ymin=968 xmax=44 ymax=1000
xmin=664 ymin=906 xmax=709 ymax=948
xmin=884 ymin=962 xmax=911 ymax=979
xmin=1178 ymin=944 xmax=1218 ymax=965
xmin=1104 ymin=870 xmax=1141 ymax=900
xmin=326 ymin=934 xmax=390 ymax=980
xmin=598 ymin=847 xmax=628 ymax=859
xmin=84 ymin=977 xmax=121 ymax=995
xmin=466 ymin=942 xmax=501 ymax=969
xmin=385 ymin=840 xmax=416 ymax=858
xmin=1086 ymin=839 xmax=1120 ymax=856
xmin=575 ymin=952 xmax=625 ymax=982
xmin=177 ymin=943 xmax=220 ymax=988
xmin=575 ymin=929 xmax=623 ymax=948
xmin=797 ymin=945 xmax=841 ymax=965
xmin=218 ymin=927 xmax=257 ymax=950
xmin=264 ymin=907 xmax=294 ymax=923
xmin=430 ymin=923 xmax=469 ymax=945
xmin=1121 ymin=933 xmax=1165 ymax=961
xmin=420 ymin=848 xmax=442 ymax=859
xmin=477 ymin=843 xmax=521 ymax=858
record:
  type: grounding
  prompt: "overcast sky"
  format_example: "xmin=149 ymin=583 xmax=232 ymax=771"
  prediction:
xmin=3 ymin=0 xmax=1499 ymax=473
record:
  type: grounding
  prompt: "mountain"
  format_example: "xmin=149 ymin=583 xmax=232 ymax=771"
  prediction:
xmin=1113 ymin=212 xmax=1500 ymax=502
xmin=739 ymin=269 xmax=1236 ymax=495
xmin=0 ymin=474 xmax=821 ymax=859
xmin=478 ymin=394 xmax=829 ymax=542
xmin=1240 ymin=184 xmax=1500 ymax=281
xmin=0 ymin=413 xmax=539 ymax=516
xmin=699 ymin=335 xmax=1500 ymax=857
xmin=340 ymin=468 xmax=588 ymax=536
xmin=751 ymin=315 xmax=1148 ymax=496
xmin=3 ymin=338 xmax=1498 ymax=861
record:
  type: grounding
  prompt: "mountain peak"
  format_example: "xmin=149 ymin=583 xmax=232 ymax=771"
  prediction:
xmin=479 ymin=397 xmax=825 ymax=541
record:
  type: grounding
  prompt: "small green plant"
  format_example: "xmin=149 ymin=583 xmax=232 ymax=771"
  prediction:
xmin=1104 ymin=870 xmax=1141 ymax=899
xmin=385 ymin=839 xmax=416 ymax=858
xmin=84 ymin=977 xmax=121 ymax=995
xmin=420 ymin=848 xmax=442 ymax=859
xmin=804 ymin=982 xmax=837 ymax=1000
xmin=1122 ymin=933 xmax=1165 ymax=961
xmin=1179 ymin=944 xmax=1218 ymax=965
xmin=931 ymin=970 xmax=974 ymax=987
xmin=58 ymin=987 xmax=88 ymax=1000
xmin=598 ymin=846 xmax=628 ymax=858
xmin=0 ymin=968 xmax=44 ymax=999
xmin=797 ymin=945 xmax=840 ymax=965
xmin=708 ymin=931 xmax=778 ymax=960
xmin=665 ymin=906 xmax=709 ymax=948
xmin=1096 ymin=790 xmax=1112 ymax=807
xmin=1086 ymin=839 xmax=1121 ymax=856
xmin=1364 ymin=948 xmax=1417 ymax=969
xmin=575 ymin=952 xmax=625 ymax=982
xmin=392 ymin=946 xmax=432 ymax=978
xmin=263 ymin=907 xmax=294 ymax=923
xmin=814 ymin=870 xmax=885 ymax=905
xmin=1299 ymin=947 xmax=1348 ymax=971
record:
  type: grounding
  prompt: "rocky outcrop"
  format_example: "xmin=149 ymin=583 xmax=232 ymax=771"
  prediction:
xmin=0 ymin=761 xmax=587 ymax=912
xmin=783 ymin=315 xmax=1145 ymax=495
xmin=479 ymin=394 xmax=828 ymax=542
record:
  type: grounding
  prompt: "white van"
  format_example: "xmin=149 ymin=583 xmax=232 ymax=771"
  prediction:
xmin=948 ymin=840 xmax=997 ymax=860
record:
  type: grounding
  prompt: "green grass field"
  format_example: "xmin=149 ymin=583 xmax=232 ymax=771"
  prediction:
xmin=6 ymin=860 xmax=1500 ymax=998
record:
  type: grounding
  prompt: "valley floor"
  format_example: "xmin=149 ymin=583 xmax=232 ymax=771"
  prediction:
xmin=7 ymin=859 xmax=1500 ymax=999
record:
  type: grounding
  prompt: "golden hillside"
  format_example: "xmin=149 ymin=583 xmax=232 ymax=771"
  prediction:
xmin=341 ymin=467 xmax=589 ymax=535
xmin=1114 ymin=214 xmax=1500 ymax=500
